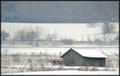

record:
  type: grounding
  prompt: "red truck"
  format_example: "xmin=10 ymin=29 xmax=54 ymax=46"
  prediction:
xmin=49 ymin=58 xmax=63 ymax=65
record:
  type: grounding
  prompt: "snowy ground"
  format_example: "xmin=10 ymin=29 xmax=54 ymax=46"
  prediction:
xmin=4 ymin=70 xmax=119 ymax=75
xmin=1 ymin=46 xmax=119 ymax=75
xmin=1 ymin=46 xmax=119 ymax=56
xmin=1 ymin=44 xmax=119 ymax=48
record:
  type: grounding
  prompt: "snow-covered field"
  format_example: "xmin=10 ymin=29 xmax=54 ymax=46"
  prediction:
xmin=1 ymin=44 xmax=119 ymax=48
xmin=1 ymin=46 xmax=119 ymax=56
xmin=1 ymin=46 xmax=119 ymax=75
xmin=1 ymin=47 xmax=69 ymax=56
xmin=4 ymin=70 xmax=119 ymax=75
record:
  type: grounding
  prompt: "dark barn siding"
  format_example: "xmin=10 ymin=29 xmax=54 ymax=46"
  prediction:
xmin=62 ymin=49 xmax=83 ymax=66
xmin=61 ymin=49 xmax=106 ymax=67
xmin=83 ymin=57 xmax=105 ymax=67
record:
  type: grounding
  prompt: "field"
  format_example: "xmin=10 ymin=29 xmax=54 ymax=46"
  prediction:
xmin=1 ymin=46 xmax=119 ymax=75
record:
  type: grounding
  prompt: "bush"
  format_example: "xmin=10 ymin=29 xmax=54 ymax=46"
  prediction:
xmin=61 ymin=39 xmax=75 ymax=45
xmin=94 ymin=38 xmax=103 ymax=45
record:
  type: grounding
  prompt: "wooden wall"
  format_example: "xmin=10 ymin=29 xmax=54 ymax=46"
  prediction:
xmin=62 ymin=49 xmax=105 ymax=67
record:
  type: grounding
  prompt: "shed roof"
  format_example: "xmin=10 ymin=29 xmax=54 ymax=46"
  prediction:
xmin=61 ymin=48 xmax=107 ymax=58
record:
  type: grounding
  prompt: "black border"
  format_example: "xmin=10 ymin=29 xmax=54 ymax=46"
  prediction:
xmin=0 ymin=0 xmax=120 ymax=1
xmin=0 ymin=0 xmax=119 ymax=76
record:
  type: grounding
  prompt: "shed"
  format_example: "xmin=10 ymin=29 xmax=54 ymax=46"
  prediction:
xmin=61 ymin=48 xmax=107 ymax=67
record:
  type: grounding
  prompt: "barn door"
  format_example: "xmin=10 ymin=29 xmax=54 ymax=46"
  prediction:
xmin=68 ymin=51 xmax=75 ymax=66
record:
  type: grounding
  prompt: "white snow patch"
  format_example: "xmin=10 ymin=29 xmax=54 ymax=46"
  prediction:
xmin=4 ymin=70 xmax=119 ymax=75
xmin=72 ymin=48 xmax=107 ymax=58
xmin=1 ymin=47 xmax=69 ymax=56
xmin=1 ymin=47 xmax=118 ymax=56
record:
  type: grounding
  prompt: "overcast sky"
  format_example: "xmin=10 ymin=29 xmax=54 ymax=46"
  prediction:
xmin=1 ymin=1 xmax=119 ymax=23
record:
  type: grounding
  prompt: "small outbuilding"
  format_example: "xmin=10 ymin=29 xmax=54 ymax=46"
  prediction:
xmin=61 ymin=48 xmax=107 ymax=67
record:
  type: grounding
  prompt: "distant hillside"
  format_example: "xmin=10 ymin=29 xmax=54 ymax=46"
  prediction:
xmin=1 ymin=1 xmax=119 ymax=23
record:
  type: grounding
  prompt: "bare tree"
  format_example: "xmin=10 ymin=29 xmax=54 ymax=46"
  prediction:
xmin=101 ymin=22 xmax=109 ymax=44
xmin=61 ymin=38 xmax=75 ymax=45
xmin=13 ymin=29 xmax=26 ymax=42
xmin=12 ymin=53 xmax=21 ymax=63
xmin=1 ymin=30 xmax=9 ymax=41
xmin=87 ymin=23 xmax=97 ymax=28
xmin=94 ymin=38 xmax=103 ymax=45
xmin=46 ymin=32 xmax=57 ymax=46
xmin=27 ymin=58 xmax=33 ymax=71
xmin=59 ymin=51 xmax=62 ymax=57
xmin=26 ymin=31 xmax=38 ymax=41
xmin=46 ymin=33 xmax=57 ymax=41
xmin=13 ymin=26 xmax=43 ymax=46
xmin=87 ymin=35 xmax=92 ymax=44
xmin=101 ymin=23 xmax=117 ymax=44
xmin=115 ymin=34 xmax=119 ymax=43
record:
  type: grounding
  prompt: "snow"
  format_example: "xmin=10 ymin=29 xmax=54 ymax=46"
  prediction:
xmin=1 ymin=47 xmax=119 ymax=75
xmin=1 ymin=47 xmax=69 ymax=56
xmin=72 ymin=48 xmax=107 ymax=58
xmin=4 ymin=70 xmax=119 ymax=75
xmin=1 ymin=44 xmax=119 ymax=48
xmin=1 ymin=47 xmax=118 ymax=56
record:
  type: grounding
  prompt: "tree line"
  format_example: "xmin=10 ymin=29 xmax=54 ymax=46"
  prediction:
xmin=1 ymin=23 xmax=119 ymax=46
